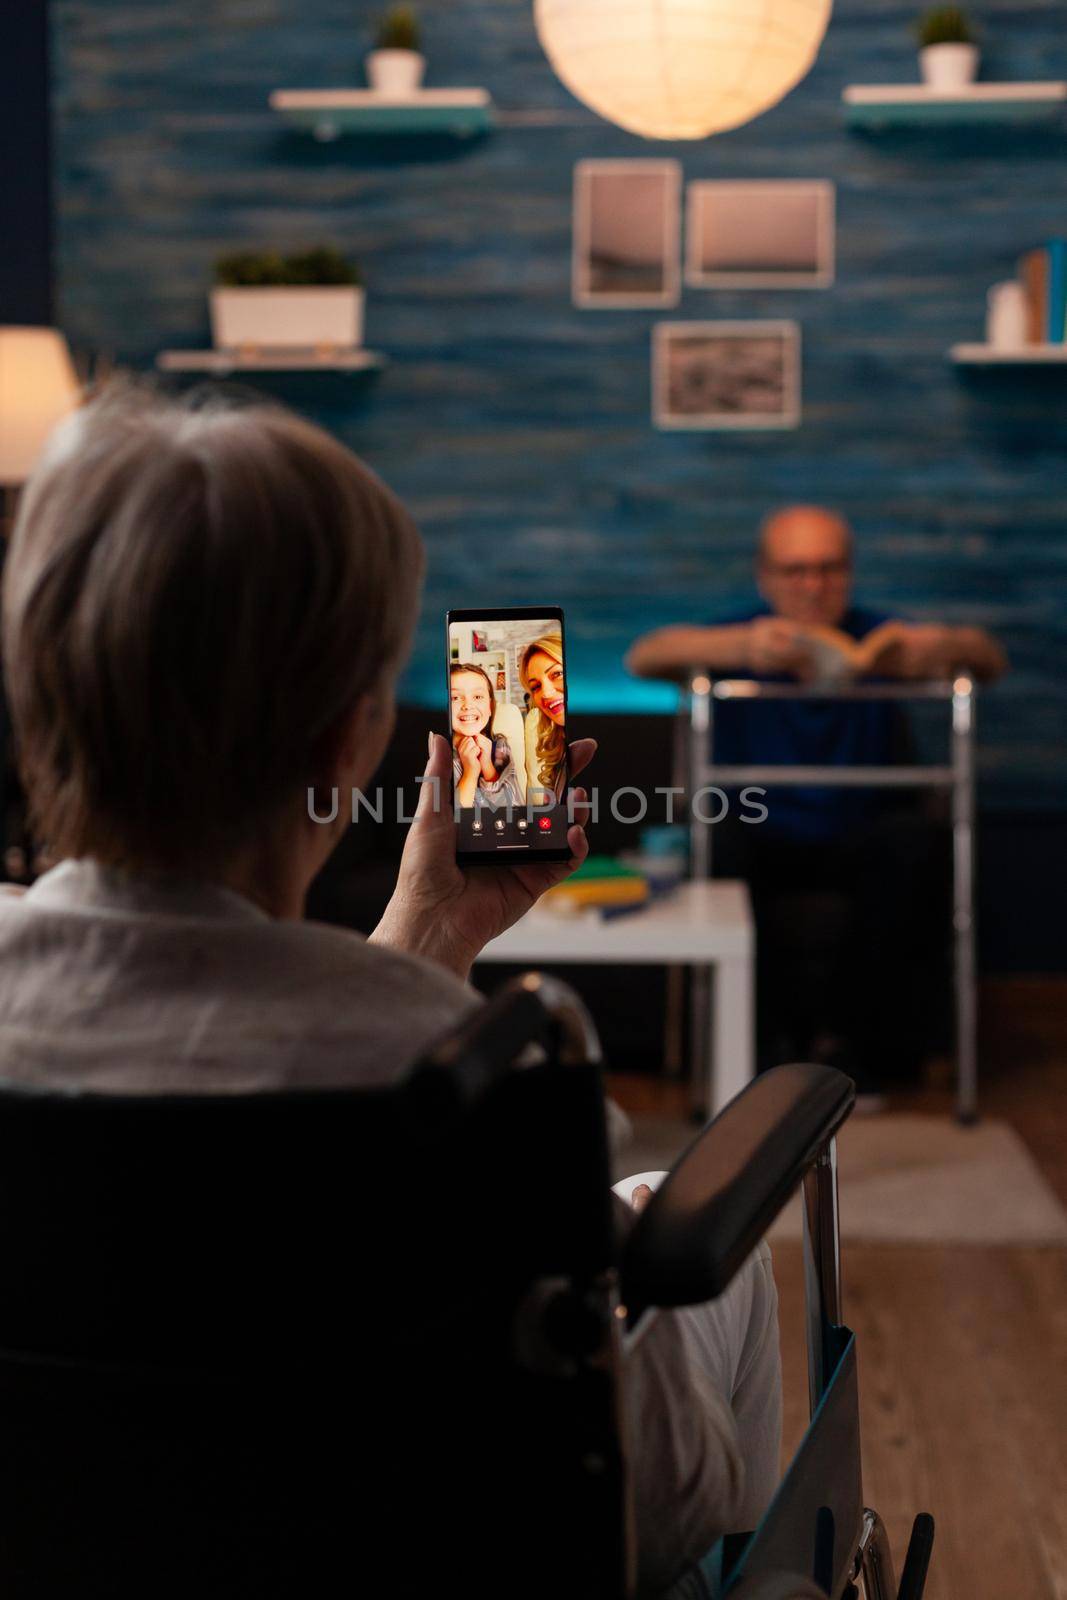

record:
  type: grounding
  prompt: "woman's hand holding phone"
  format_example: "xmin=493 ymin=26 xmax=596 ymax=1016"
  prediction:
xmin=370 ymin=730 xmax=596 ymax=982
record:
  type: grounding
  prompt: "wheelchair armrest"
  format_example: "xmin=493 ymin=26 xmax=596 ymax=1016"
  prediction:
xmin=621 ymin=1064 xmax=853 ymax=1316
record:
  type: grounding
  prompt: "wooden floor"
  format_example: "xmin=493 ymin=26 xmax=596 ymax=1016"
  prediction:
xmin=774 ymin=1242 xmax=1067 ymax=1600
xmin=609 ymin=978 xmax=1067 ymax=1599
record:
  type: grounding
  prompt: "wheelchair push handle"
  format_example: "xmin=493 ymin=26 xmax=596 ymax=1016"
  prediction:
xmin=411 ymin=972 xmax=602 ymax=1119
xmin=897 ymin=1513 xmax=935 ymax=1600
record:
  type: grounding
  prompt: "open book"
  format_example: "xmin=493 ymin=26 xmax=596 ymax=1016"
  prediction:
xmin=786 ymin=620 xmax=913 ymax=685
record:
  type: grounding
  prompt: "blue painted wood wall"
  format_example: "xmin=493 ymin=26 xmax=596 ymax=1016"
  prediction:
xmin=51 ymin=0 xmax=1067 ymax=808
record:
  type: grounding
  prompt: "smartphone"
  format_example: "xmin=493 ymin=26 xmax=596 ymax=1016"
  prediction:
xmin=446 ymin=606 xmax=571 ymax=865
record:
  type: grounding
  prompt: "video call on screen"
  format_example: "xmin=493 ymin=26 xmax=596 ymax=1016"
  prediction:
xmin=448 ymin=615 xmax=568 ymax=853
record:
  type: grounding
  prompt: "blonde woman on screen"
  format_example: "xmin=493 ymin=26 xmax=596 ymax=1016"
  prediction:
xmin=519 ymin=633 xmax=567 ymax=803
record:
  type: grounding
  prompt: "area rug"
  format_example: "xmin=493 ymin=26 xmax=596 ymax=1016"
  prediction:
xmin=614 ymin=1112 xmax=1067 ymax=1246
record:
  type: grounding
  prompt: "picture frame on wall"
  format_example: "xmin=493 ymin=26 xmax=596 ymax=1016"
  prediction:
xmin=685 ymin=180 xmax=835 ymax=290
xmin=652 ymin=320 xmax=801 ymax=431
xmin=573 ymin=159 xmax=682 ymax=309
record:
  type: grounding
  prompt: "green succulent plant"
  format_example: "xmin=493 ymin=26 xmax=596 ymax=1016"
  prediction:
xmin=916 ymin=6 xmax=976 ymax=47
xmin=375 ymin=5 xmax=421 ymax=51
xmin=214 ymin=246 xmax=362 ymax=288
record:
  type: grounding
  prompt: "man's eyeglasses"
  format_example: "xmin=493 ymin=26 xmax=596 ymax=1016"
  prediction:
xmin=764 ymin=559 xmax=851 ymax=582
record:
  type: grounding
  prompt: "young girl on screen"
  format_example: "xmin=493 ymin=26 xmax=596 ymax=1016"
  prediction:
xmin=450 ymin=664 xmax=523 ymax=810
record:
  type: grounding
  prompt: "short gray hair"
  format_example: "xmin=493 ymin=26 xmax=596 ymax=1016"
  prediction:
xmin=3 ymin=382 xmax=423 ymax=871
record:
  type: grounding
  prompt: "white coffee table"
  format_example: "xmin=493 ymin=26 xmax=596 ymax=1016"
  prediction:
xmin=477 ymin=880 xmax=754 ymax=1115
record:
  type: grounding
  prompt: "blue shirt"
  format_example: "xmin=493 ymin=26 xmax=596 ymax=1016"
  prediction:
xmin=711 ymin=605 xmax=899 ymax=843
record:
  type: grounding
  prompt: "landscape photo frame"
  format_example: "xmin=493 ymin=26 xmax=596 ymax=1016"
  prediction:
xmin=652 ymin=320 xmax=802 ymax=431
xmin=573 ymin=159 xmax=682 ymax=309
xmin=685 ymin=180 xmax=835 ymax=290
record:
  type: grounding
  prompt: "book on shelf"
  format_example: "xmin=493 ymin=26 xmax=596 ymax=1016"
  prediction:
xmin=1016 ymin=239 xmax=1067 ymax=342
xmin=1048 ymin=240 xmax=1067 ymax=343
xmin=1017 ymin=248 xmax=1049 ymax=343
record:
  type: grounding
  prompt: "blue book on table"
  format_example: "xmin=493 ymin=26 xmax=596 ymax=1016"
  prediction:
xmin=1046 ymin=239 xmax=1067 ymax=342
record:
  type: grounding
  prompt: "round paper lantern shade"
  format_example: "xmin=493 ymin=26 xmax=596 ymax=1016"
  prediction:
xmin=534 ymin=0 xmax=833 ymax=140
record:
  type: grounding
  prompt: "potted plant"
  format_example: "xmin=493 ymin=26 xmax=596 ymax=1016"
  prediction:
xmin=210 ymin=247 xmax=364 ymax=352
xmin=366 ymin=5 xmax=425 ymax=95
xmin=915 ymin=6 xmax=980 ymax=89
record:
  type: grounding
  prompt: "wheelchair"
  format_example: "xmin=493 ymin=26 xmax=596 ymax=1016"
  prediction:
xmin=0 ymin=973 xmax=932 ymax=1598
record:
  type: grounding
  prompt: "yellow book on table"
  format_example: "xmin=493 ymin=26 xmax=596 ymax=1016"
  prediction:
xmin=540 ymin=856 xmax=650 ymax=911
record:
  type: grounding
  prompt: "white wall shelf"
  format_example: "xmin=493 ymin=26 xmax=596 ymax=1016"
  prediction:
xmin=950 ymin=344 xmax=1067 ymax=365
xmin=270 ymin=88 xmax=493 ymax=140
xmin=843 ymin=81 xmax=1067 ymax=128
xmin=156 ymin=347 xmax=386 ymax=374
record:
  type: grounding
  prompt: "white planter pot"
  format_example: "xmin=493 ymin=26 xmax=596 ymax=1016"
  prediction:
xmin=919 ymin=43 xmax=980 ymax=89
xmin=365 ymin=49 xmax=426 ymax=94
xmin=210 ymin=286 xmax=364 ymax=351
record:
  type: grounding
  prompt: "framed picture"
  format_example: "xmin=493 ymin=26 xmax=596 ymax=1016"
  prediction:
xmin=573 ymin=159 xmax=681 ymax=308
xmin=471 ymin=629 xmax=488 ymax=652
xmin=685 ymin=181 xmax=835 ymax=290
xmin=652 ymin=321 xmax=801 ymax=431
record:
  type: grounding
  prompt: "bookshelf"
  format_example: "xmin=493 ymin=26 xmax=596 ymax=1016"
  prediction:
xmin=156 ymin=348 xmax=386 ymax=374
xmin=270 ymin=88 xmax=493 ymax=141
xmin=950 ymin=344 xmax=1067 ymax=366
xmin=843 ymin=82 xmax=1067 ymax=129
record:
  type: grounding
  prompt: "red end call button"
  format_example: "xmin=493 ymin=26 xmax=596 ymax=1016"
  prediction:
xmin=538 ymin=816 xmax=552 ymax=831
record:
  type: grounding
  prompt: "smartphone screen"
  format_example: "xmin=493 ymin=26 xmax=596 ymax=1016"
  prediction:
xmin=446 ymin=606 xmax=571 ymax=864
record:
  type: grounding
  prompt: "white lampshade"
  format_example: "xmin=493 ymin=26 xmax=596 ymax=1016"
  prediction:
xmin=534 ymin=0 xmax=833 ymax=140
xmin=0 ymin=326 xmax=81 ymax=486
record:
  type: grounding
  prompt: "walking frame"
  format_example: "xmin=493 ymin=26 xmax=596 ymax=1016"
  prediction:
xmin=679 ymin=673 xmax=977 ymax=1123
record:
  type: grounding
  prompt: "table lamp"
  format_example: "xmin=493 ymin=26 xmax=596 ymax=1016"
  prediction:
xmin=0 ymin=326 xmax=81 ymax=533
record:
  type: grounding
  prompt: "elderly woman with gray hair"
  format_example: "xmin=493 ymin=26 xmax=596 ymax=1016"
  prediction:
xmin=0 ymin=385 xmax=779 ymax=1598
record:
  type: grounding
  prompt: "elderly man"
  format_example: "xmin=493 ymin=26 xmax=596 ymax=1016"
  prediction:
xmin=628 ymin=506 xmax=1007 ymax=1087
xmin=628 ymin=503 xmax=1004 ymax=693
